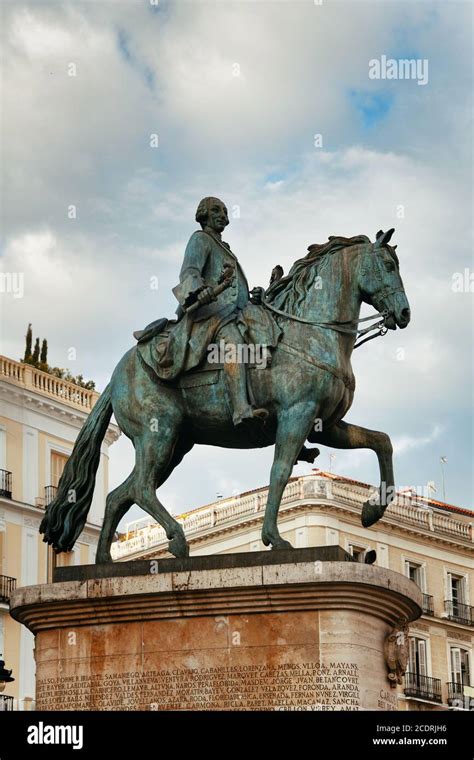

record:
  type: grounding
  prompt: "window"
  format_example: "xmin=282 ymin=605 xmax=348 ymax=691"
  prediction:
xmin=348 ymin=544 xmax=367 ymax=563
xmin=405 ymin=637 xmax=442 ymax=703
xmin=446 ymin=572 xmax=468 ymax=614
xmin=449 ymin=574 xmax=466 ymax=605
xmin=50 ymin=452 xmax=68 ymax=488
xmin=405 ymin=561 xmax=426 ymax=592
xmin=408 ymin=637 xmax=428 ymax=679
xmin=450 ymin=648 xmax=471 ymax=687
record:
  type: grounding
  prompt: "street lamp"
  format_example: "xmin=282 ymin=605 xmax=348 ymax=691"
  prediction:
xmin=0 ymin=655 xmax=15 ymax=692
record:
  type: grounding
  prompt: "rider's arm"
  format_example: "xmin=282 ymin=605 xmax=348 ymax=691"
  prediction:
xmin=172 ymin=231 xmax=211 ymax=308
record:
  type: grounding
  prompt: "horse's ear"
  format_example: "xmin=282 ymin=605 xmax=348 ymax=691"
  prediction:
xmin=376 ymin=230 xmax=384 ymax=240
xmin=376 ymin=228 xmax=395 ymax=247
xmin=269 ymin=265 xmax=284 ymax=286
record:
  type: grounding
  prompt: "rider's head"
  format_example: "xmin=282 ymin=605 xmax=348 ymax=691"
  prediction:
xmin=196 ymin=197 xmax=229 ymax=234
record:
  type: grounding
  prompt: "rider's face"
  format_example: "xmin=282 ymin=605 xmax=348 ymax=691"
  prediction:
xmin=207 ymin=202 xmax=229 ymax=233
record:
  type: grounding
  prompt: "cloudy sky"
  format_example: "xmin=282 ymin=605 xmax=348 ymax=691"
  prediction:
xmin=1 ymin=0 xmax=472 ymax=527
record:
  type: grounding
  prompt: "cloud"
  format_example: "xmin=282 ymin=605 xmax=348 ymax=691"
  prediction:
xmin=393 ymin=425 xmax=443 ymax=456
xmin=1 ymin=0 xmax=472 ymax=517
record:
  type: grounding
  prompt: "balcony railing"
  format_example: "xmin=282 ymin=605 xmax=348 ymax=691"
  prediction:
xmin=0 ymin=355 xmax=99 ymax=410
xmin=0 ymin=469 xmax=12 ymax=499
xmin=0 ymin=695 xmax=14 ymax=711
xmin=445 ymin=600 xmax=473 ymax=626
xmin=44 ymin=485 xmax=58 ymax=506
xmin=447 ymin=681 xmax=471 ymax=700
xmin=422 ymin=593 xmax=434 ymax=616
xmin=0 ymin=575 xmax=17 ymax=605
xmin=404 ymin=672 xmax=442 ymax=703
xmin=111 ymin=473 xmax=474 ymax=560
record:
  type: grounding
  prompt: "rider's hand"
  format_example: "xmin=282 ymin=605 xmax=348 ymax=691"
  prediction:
xmin=250 ymin=286 xmax=265 ymax=305
xmin=197 ymin=286 xmax=216 ymax=305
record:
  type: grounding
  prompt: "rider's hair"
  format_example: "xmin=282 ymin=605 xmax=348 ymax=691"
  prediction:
xmin=195 ymin=197 xmax=226 ymax=228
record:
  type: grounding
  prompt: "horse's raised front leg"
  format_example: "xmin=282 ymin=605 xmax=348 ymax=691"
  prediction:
xmin=263 ymin=403 xmax=316 ymax=549
xmin=309 ymin=420 xmax=394 ymax=527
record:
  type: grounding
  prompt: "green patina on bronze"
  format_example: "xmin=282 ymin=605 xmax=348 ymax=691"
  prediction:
xmin=40 ymin=197 xmax=410 ymax=562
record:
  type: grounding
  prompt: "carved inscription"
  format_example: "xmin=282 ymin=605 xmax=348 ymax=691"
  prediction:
xmin=37 ymin=661 xmax=361 ymax=711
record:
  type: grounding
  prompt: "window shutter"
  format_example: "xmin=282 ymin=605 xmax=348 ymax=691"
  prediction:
xmin=0 ymin=428 xmax=6 ymax=471
xmin=445 ymin=571 xmax=452 ymax=601
xmin=418 ymin=639 xmax=427 ymax=677
xmin=462 ymin=651 xmax=471 ymax=685
xmin=51 ymin=452 xmax=68 ymax=488
xmin=407 ymin=637 xmax=415 ymax=672
xmin=450 ymin=648 xmax=462 ymax=684
xmin=420 ymin=565 xmax=427 ymax=593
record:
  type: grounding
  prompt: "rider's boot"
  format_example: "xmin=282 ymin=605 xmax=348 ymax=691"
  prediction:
xmin=224 ymin=359 xmax=268 ymax=425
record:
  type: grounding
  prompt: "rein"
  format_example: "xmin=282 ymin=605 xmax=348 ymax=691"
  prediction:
xmin=262 ymin=298 xmax=390 ymax=350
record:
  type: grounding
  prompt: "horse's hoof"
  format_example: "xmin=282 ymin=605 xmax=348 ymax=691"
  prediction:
xmin=271 ymin=538 xmax=293 ymax=550
xmin=306 ymin=447 xmax=320 ymax=463
xmin=262 ymin=531 xmax=293 ymax=550
xmin=96 ymin=551 xmax=112 ymax=564
xmin=361 ymin=500 xmax=386 ymax=528
xmin=168 ymin=534 xmax=189 ymax=559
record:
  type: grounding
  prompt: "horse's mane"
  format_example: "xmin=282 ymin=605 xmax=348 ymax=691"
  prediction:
xmin=265 ymin=234 xmax=370 ymax=316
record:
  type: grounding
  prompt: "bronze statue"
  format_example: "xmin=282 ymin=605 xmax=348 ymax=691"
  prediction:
xmin=40 ymin=198 xmax=410 ymax=562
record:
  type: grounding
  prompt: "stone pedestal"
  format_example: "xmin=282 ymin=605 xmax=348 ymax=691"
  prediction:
xmin=10 ymin=548 xmax=422 ymax=711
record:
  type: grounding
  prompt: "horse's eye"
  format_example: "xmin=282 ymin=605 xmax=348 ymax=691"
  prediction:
xmin=385 ymin=261 xmax=395 ymax=272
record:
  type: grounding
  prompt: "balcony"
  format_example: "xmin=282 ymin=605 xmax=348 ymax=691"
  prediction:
xmin=0 ymin=575 xmax=17 ymax=605
xmin=0 ymin=469 xmax=12 ymax=499
xmin=112 ymin=472 xmax=474 ymax=560
xmin=447 ymin=681 xmax=472 ymax=709
xmin=422 ymin=593 xmax=434 ymax=616
xmin=0 ymin=355 xmax=99 ymax=411
xmin=445 ymin=600 xmax=473 ymax=626
xmin=0 ymin=695 xmax=14 ymax=711
xmin=44 ymin=485 xmax=58 ymax=506
xmin=404 ymin=672 xmax=442 ymax=703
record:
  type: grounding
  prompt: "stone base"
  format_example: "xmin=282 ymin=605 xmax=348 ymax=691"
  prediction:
xmin=10 ymin=548 xmax=422 ymax=711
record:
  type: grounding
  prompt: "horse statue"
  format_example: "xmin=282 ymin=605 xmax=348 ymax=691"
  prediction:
xmin=40 ymin=227 xmax=410 ymax=562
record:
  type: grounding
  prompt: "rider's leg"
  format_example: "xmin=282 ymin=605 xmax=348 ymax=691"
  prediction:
xmin=217 ymin=322 xmax=268 ymax=425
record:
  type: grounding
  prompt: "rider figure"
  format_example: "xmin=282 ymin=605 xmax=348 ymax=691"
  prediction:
xmin=172 ymin=197 xmax=268 ymax=426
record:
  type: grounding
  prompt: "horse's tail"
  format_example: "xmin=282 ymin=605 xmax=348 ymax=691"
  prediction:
xmin=39 ymin=384 xmax=113 ymax=552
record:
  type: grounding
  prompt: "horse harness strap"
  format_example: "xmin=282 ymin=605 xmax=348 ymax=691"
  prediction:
xmin=278 ymin=341 xmax=355 ymax=391
xmin=262 ymin=295 xmax=402 ymax=350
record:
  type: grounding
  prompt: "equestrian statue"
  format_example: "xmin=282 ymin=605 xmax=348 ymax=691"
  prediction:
xmin=40 ymin=196 xmax=411 ymax=562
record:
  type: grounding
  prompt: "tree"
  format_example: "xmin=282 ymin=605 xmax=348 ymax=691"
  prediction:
xmin=32 ymin=337 xmax=40 ymax=365
xmin=20 ymin=328 xmax=96 ymax=390
xmin=23 ymin=324 xmax=33 ymax=362
xmin=40 ymin=339 xmax=48 ymax=365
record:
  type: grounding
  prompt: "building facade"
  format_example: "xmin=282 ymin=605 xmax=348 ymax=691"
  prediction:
xmin=112 ymin=470 xmax=474 ymax=711
xmin=0 ymin=354 xmax=119 ymax=710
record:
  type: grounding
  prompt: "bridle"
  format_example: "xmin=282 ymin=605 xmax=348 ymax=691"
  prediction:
xmin=262 ymin=242 xmax=404 ymax=350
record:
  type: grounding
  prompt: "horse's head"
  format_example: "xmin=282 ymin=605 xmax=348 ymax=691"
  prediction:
xmin=359 ymin=228 xmax=410 ymax=330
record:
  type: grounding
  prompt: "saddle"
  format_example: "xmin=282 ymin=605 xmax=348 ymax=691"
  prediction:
xmin=134 ymin=303 xmax=283 ymax=385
